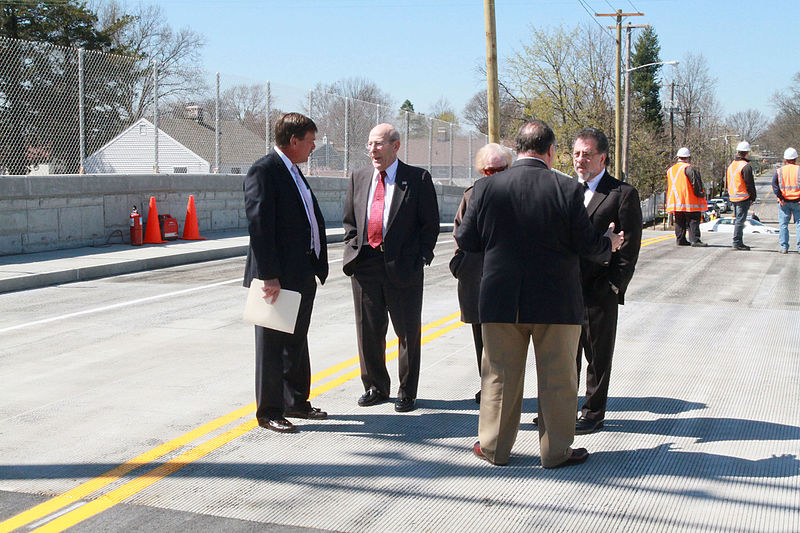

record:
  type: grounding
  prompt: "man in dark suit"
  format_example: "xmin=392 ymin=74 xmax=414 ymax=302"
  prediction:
xmin=342 ymin=123 xmax=439 ymax=413
xmin=571 ymin=127 xmax=642 ymax=434
xmin=243 ymin=112 xmax=329 ymax=434
xmin=456 ymin=120 xmax=623 ymax=467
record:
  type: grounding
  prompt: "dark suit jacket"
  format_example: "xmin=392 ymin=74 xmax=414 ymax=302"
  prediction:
xmin=243 ymin=151 xmax=328 ymax=291
xmin=581 ymin=172 xmax=642 ymax=306
xmin=455 ymin=158 xmax=612 ymax=325
xmin=342 ymin=160 xmax=439 ymax=287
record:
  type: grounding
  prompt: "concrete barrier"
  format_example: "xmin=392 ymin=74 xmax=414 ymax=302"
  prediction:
xmin=0 ymin=173 xmax=465 ymax=256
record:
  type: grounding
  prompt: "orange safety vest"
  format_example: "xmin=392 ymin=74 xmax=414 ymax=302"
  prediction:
xmin=666 ymin=162 xmax=707 ymax=212
xmin=726 ymin=160 xmax=750 ymax=201
xmin=778 ymin=163 xmax=800 ymax=201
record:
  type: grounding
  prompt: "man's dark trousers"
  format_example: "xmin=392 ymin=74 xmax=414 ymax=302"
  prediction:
xmin=577 ymin=288 xmax=618 ymax=420
xmin=255 ymin=275 xmax=316 ymax=420
xmin=674 ymin=211 xmax=701 ymax=244
xmin=351 ymin=248 xmax=423 ymax=401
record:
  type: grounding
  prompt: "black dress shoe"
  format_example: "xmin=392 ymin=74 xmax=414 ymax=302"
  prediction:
xmin=544 ymin=448 xmax=589 ymax=469
xmin=358 ymin=388 xmax=388 ymax=407
xmin=284 ymin=406 xmax=327 ymax=420
xmin=575 ymin=415 xmax=604 ymax=435
xmin=258 ymin=417 xmax=296 ymax=433
xmin=532 ymin=416 xmax=538 ymax=425
xmin=677 ymin=240 xmax=691 ymax=246
xmin=394 ymin=397 xmax=416 ymax=412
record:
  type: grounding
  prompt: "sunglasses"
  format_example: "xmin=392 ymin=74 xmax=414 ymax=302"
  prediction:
xmin=482 ymin=166 xmax=507 ymax=175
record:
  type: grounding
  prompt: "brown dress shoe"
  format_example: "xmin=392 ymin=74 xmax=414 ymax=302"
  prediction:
xmin=544 ymin=448 xmax=589 ymax=469
xmin=258 ymin=417 xmax=296 ymax=433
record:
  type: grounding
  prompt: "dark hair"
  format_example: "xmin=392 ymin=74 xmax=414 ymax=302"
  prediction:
xmin=274 ymin=113 xmax=317 ymax=148
xmin=573 ymin=127 xmax=609 ymax=166
xmin=515 ymin=120 xmax=555 ymax=155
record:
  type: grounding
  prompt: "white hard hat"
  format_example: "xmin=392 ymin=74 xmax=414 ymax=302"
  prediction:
xmin=676 ymin=147 xmax=691 ymax=158
xmin=736 ymin=141 xmax=751 ymax=152
xmin=784 ymin=147 xmax=798 ymax=160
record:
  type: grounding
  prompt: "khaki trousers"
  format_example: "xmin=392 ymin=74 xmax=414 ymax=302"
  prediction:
xmin=479 ymin=322 xmax=580 ymax=467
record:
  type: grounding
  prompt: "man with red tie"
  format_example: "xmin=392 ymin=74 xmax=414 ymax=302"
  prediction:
xmin=342 ymin=123 xmax=440 ymax=412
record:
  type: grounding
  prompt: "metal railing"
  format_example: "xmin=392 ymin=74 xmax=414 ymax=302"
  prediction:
xmin=0 ymin=36 xmax=488 ymax=183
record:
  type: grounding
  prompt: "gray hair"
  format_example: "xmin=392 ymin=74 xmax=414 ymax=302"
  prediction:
xmin=474 ymin=142 xmax=513 ymax=172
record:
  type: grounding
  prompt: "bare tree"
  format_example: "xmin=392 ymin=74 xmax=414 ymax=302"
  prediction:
xmin=763 ymin=73 xmax=800 ymax=155
xmin=429 ymin=96 xmax=458 ymax=124
xmin=727 ymin=109 xmax=768 ymax=143
xmin=668 ymin=53 xmax=719 ymax=146
xmin=96 ymin=1 xmax=208 ymax=121
xmin=462 ymin=89 xmax=522 ymax=139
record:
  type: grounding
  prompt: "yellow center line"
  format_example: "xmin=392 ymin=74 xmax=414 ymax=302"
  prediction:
xmin=28 ymin=317 xmax=469 ymax=533
xmin=0 ymin=310 xmax=462 ymax=533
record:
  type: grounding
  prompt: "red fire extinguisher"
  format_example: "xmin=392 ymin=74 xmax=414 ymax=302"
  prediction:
xmin=130 ymin=205 xmax=143 ymax=246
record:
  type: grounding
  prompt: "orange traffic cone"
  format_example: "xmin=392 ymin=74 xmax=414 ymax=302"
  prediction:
xmin=181 ymin=194 xmax=205 ymax=240
xmin=143 ymin=196 xmax=167 ymax=244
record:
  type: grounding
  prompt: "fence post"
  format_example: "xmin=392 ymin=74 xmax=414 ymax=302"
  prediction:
xmin=404 ymin=111 xmax=409 ymax=162
xmin=449 ymin=122 xmax=454 ymax=185
xmin=428 ymin=118 xmax=433 ymax=175
xmin=307 ymin=91 xmax=312 ymax=175
xmin=153 ymin=64 xmax=159 ymax=174
xmin=344 ymin=97 xmax=350 ymax=177
xmin=214 ymin=72 xmax=220 ymax=173
xmin=78 ymin=48 xmax=85 ymax=174
xmin=376 ymin=104 xmax=380 ymax=126
xmin=468 ymin=131 xmax=472 ymax=182
xmin=265 ymin=81 xmax=271 ymax=153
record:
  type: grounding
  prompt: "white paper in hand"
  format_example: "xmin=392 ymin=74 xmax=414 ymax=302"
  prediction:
xmin=243 ymin=279 xmax=301 ymax=334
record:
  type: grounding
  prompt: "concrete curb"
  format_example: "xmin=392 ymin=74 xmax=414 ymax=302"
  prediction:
xmin=0 ymin=225 xmax=456 ymax=294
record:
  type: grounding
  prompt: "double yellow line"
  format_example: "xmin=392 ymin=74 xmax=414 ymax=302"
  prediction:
xmin=0 ymin=311 xmax=464 ymax=533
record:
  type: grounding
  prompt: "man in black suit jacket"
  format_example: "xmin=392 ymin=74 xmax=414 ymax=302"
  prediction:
xmin=571 ymin=128 xmax=642 ymax=435
xmin=456 ymin=120 xmax=623 ymax=467
xmin=342 ymin=123 xmax=439 ymax=413
xmin=243 ymin=113 xmax=329 ymax=434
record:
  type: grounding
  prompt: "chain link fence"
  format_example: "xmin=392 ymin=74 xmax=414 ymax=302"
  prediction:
xmin=1 ymin=36 xmax=488 ymax=184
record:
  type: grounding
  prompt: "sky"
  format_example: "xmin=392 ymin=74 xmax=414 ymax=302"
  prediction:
xmin=151 ymin=0 xmax=796 ymax=125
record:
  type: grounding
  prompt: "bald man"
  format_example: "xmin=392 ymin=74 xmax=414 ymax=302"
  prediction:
xmin=342 ymin=123 xmax=440 ymax=412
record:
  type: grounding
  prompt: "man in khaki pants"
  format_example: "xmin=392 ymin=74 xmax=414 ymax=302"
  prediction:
xmin=455 ymin=121 xmax=623 ymax=467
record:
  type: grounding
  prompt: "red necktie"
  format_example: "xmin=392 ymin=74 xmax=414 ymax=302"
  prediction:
xmin=367 ymin=171 xmax=387 ymax=248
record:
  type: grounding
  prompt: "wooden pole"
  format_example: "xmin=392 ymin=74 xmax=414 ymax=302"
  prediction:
xmin=484 ymin=0 xmax=499 ymax=143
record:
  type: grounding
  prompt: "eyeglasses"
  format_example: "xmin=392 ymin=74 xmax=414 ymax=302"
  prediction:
xmin=482 ymin=166 xmax=507 ymax=175
xmin=573 ymin=151 xmax=598 ymax=160
xmin=366 ymin=141 xmax=387 ymax=150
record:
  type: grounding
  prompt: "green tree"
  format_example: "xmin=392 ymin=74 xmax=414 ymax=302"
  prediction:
xmin=630 ymin=27 xmax=663 ymax=131
xmin=0 ymin=1 xmax=134 ymax=174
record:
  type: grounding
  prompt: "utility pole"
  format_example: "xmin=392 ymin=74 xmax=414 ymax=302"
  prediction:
xmin=484 ymin=0 xmax=500 ymax=143
xmin=619 ymin=23 xmax=650 ymax=182
xmin=597 ymin=10 xmax=643 ymax=177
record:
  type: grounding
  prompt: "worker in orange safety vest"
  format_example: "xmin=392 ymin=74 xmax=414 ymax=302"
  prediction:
xmin=771 ymin=147 xmax=800 ymax=254
xmin=666 ymin=147 xmax=708 ymax=247
xmin=726 ymin=141 xmax=757 ymax=250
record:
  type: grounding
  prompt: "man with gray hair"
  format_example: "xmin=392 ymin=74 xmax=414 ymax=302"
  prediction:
xmin=450 ymin=143 xmax=514 ymax=403
xmin=456 ymin=120 xmax=623 ymax=467
xmin=342 ymin=123 xmax=439 ymax=413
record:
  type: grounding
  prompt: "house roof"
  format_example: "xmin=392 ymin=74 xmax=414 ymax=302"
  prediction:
xmin=154 ymin=117 xmax=267 ymax=166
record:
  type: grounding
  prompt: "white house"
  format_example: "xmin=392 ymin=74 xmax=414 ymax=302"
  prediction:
xmin=85 ymin=115 xmax=267 ymax=174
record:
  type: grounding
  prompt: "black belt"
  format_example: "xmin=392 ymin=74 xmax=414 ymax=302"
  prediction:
xmin=359 ymin=243 xmax=385 ymax=258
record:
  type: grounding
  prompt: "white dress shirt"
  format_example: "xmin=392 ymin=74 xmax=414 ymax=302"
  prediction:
xmin=366 ymin=158 xmax=399 ymax=235
xmin=275 ymin=146 xmax=321 ymax=257
xmin=579 ymin=168 xmax=606 ymax=207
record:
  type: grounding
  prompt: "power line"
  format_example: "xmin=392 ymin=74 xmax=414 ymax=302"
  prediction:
xmin=603 ymin=0 xmax=616 ymax=11
xmin=627 ymin=0 xmax=642 ymax=13
xmin=576 ymin=0 xmax=615 ymax=40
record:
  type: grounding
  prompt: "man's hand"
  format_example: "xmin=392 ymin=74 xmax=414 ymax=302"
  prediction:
xmin=261 ymin=278 xmax=281 ymax=304
xmin=779 ymin=198 xmax=786 ymax=207
xmin=604 ymin=222 xmax=625 ymax=252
